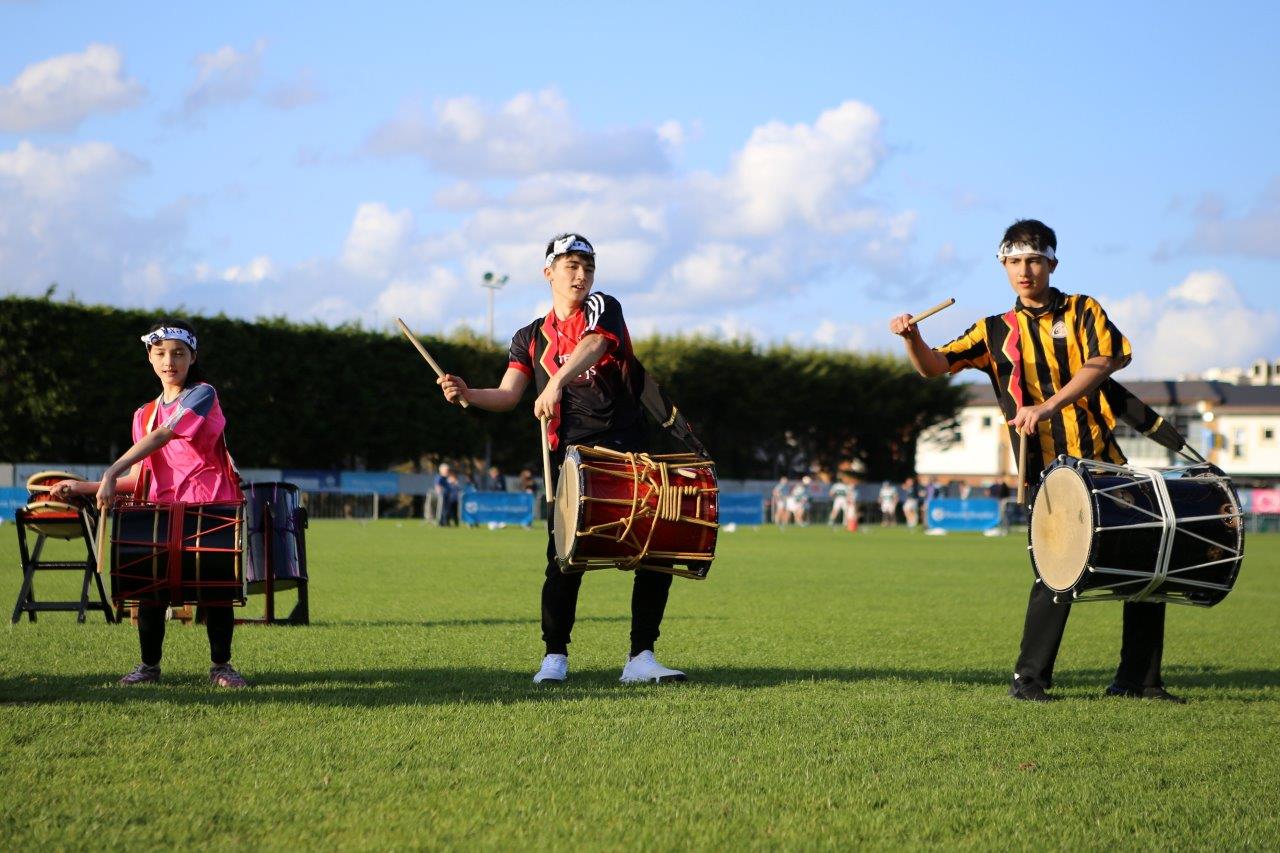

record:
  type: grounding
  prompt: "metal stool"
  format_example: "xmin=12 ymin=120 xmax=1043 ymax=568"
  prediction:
xmin=11 ymin=505 xmax=116 ymax=624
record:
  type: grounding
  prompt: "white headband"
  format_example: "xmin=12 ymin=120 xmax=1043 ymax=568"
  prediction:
xmin=544 ymin=235 xmax=594 ymax=269
xmin=997 ymin=241 xmax=1056 ymax=261
xmin=140 ymin=327 xmax=198 ymax=351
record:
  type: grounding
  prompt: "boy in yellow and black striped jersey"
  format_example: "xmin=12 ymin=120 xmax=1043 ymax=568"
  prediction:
xmin=889 ymin=219 xmax=1183 ymax=703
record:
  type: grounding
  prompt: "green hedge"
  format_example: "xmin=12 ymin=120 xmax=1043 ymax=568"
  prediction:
xmin=0 ymin=296 xmax=964 ymax=479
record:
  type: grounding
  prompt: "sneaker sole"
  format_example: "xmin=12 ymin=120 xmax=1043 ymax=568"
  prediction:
xmin=620 ymin=673 xmax=687 ymax=684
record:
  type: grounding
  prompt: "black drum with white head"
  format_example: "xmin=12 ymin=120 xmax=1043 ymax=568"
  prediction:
xmin=1029 ymin=456 xmax=1244 ymax=606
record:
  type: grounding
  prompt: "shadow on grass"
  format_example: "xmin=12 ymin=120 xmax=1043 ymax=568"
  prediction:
xmin=2 ymin=663 xmax=1275 ymax=707
xmin=310 ymin=614 xmax=728 ymax=629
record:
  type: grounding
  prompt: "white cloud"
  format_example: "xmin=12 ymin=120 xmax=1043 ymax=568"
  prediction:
xmin=365 ymin=88 xmax=671 ymax=178
xmin=0 ymin=140 xmax=184 ymax=302
xmin=1103 ymin=271 xmax=1280 ymax=379
xmin=714 ymin=100 xmax=884 ymax=236
xmin=433 ymin=181 xmax=491 ymax=211
xmin=1176 ymin=178 xmax=1280 ymax=259
xmin=182 ymin=40 xmax=266 ymax=117
xmin=222 ymin=255 xmax=275 ymax=283
xmin=371 ymin=267 xmax=463 ymax=329
xmin=812 ymin=319 xmax=874 ymax=351
xmin=341 ymin=203 xmax=414 ymax=279
xmin=0 ymin=43 xmax=143 ymax=132
xmin=1 ymin=94 xmax=936 ymax=346
xmin=0 ymin=139 xmax=142 ymax=202
xmin=264 ymin=68 xmax=322 ymax=110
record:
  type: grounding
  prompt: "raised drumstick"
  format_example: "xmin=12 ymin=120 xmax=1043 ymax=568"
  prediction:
xmin=395 ymin=317 xmax=470 ymax=408
xmin=908 ymin=297 xmax=956 ymax=325
xmin=540 ymin=416 xmax=553 ymax=504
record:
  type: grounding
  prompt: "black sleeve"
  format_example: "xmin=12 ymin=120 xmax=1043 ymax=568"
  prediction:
xmin=583 ymin=292 xmax=626 ymax=351
xmin=506 ymin=322 xmax=536 ymax=378
xmin=634 ymin=365 xmax=708 ymax=458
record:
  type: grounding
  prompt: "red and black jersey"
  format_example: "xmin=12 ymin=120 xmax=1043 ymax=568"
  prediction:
xmin=507 ymin=292 xmax=646 ymax=449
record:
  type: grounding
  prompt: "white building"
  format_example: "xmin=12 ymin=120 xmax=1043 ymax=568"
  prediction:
xmin=916 ymin=380 xmax=1280 ymax=484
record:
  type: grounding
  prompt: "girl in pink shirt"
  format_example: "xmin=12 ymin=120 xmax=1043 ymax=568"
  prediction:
xmin=54 ymin=320 xmax=248 ymax=688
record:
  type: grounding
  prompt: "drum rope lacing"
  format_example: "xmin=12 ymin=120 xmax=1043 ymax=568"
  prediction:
xmin=589 ymin=452 xmax=702 ymax=569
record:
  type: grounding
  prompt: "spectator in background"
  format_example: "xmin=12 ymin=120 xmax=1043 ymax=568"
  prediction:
xmin=828 ymin=476 xmax=853 ymax=527
xmin=959 ymin=481 xmax=973 ymax=501
xmin=519 ymin=468 xmax=535 ymax=493
xmin=486 ymin=465 xmax=507 ymax=492
xmin=920 ymin=477 xmax=937 ymax=529
xmin=772 ymin=477 xmax=790 ymax=527
xmin=902 ymin=477 xmax=922 ymax=528
xmin=878 ymin=480 xmax=899 ymax=527
xmin=435 ymin=463 xmax=457 ymax=526
xmin=445 ymin=468 xmax=460 ymax=522
xmin=788 ymin=476 xmax=812 ymax=526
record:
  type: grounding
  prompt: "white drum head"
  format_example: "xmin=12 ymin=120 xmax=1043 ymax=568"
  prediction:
xmin=1031 ymin=466 xmax=1095 ymax=593
xmin=553 ymin=451 xmax=583 ymax=562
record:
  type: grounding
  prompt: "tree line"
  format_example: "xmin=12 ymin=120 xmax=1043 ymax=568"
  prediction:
xmin=0 ymin=295 xmax=965 ymax=480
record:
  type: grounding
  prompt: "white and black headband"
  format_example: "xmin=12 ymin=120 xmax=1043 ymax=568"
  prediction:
xmin=544 ymin=234 xmax=595 ymax=269
xmin=997 ymin=241 xmax=1056 ymax=261
xmin=140 ymin=327 xmax=198 ymax=351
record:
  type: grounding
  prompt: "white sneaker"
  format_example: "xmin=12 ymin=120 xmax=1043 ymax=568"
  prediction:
xmin=619 ymin=650 xmax=686 ymax=684
xmin=533 ymin=653 xmax=568 ymax=684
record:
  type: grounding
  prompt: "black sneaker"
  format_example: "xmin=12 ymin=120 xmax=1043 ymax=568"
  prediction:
xmin=1008 ymin=677 xmax=1053 ymax=702
xmin=1105 ymin=684 xmax=1186 ymax=704
xmin=119 ymin=663 xmax=161 ymax=685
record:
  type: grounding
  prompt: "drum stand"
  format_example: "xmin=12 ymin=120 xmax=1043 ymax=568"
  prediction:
xmin=237 ymin=503 xmax=310 ymax=626
xmin=11 ymin=507 xmax=117 ymax=624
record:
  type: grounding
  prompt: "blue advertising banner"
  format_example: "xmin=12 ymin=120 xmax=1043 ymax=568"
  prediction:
xmin=719 ymin=492 xmax=765 ymax=526
xmin=926 ymin=497 xmax=1002 ymax=531
xmin=461 ymin=491 xmax=535 ymax=526
xmin=282 ymin=470 xmax=340 ymax=490
xmin=341 ymin=471 xmax=401 ymax=496
xmin=1 ymin=487 xmax=28 ymax=519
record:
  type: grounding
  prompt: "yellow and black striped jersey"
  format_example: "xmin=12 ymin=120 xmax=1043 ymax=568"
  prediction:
xmin=935 ymin=288 xmax=1132 ymax=479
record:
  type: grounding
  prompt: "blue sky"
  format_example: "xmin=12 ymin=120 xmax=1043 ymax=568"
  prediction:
xmin=2 ymin=1 xmax=1277 ymax=379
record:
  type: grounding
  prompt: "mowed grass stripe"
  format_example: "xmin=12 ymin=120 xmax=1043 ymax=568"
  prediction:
xmin=2 ymin=523 xmax=1277 ymax=848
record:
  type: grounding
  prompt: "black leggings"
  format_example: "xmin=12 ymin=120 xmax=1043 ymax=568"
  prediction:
xmin=541 ymin=533 xmax=673 ymax=657
xmin=542 ymin=427 xmax=674 ymax=658
xmin=137 ymin=604 xmax=234 ymax=666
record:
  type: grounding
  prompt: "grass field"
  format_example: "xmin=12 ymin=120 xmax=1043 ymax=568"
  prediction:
xmin=2 ymin=521 xmax=1277 ymax=849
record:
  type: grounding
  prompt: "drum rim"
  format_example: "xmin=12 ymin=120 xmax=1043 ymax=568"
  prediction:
xmin=1029 ymin=460 xmax=1097 ymax=594
xmin=26 ymin=470 xmax=86 ymax=491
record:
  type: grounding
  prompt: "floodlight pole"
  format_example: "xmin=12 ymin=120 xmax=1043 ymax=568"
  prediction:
xmin=480 ymin=272 xmax=509 ymax=343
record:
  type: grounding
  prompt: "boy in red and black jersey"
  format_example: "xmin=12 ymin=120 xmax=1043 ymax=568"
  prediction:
xmin=438 ymin=233 xmax=705 ymax=685
xmin=506 ymin=289 xmax=645 ymax=450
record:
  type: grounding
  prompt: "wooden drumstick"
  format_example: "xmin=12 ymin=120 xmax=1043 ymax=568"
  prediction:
xmin=395 ymin=317 xmax=470 ymax=408
xmin=539 ymin=416 xmax=553 ymax=504
xmin=1017 ymin=431 xmax=1028 ymax=506
xmin=95 ymin=504 xmax=109 ymax=575
xmin=908 ymin=297 xmax=956 ymax=325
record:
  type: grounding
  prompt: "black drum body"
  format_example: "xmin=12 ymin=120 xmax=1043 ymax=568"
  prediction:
xmin=1029 ymin=456 xmax=1244 ymax=606
xmin=109 ymin=501 xmax=246 ymax=606
xmin=244 ymin=482 xmax=309 ymax=594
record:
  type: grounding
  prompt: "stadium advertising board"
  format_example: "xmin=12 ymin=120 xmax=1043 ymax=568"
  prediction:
xmin=461 ymin=491 xmax=535 ymax=526
xmin=927 ymin=497 xmax=1002 ymax=531
xmin=282 ymin=470 xmax=340 ymax=490
xmin=341 ymin=472 xmax=401 ymax=496
xmin=0 ymin=487 xmax=27 ymax=518
xmin=719 ymin=493 xmax=765 ymax=526
xmin=1244 ymin=488 xmax=1280 ymax=514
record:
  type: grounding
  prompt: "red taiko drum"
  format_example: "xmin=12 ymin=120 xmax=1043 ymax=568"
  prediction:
xmin=553 ymin=445 xmax=718 ymax=580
